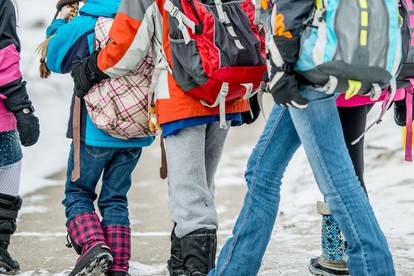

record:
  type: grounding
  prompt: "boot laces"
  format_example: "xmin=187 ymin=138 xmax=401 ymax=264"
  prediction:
xmin=65 ymin=233 xmax=73 ymax=248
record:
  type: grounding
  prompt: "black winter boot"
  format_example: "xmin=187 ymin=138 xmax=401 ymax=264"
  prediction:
xmin=0 ymin=241 xmax=20 ymax=275
xmin=167 ymin=227 xmax=186 ymax=276
xmin=0 ymin=194 xmax=22 ymax=275
xmin=180 ymin=228 xmax=217 ymax=276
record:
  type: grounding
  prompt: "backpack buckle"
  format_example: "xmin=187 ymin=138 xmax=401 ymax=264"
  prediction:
xmin=170 ymin=6 xmax=179 ymax=17
xmin=281 ymin=63 xmax=294 ymax=73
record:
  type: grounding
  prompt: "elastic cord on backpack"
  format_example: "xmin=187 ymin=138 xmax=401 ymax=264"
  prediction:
xmin=351 ymin=81 xmax=398 ymax=146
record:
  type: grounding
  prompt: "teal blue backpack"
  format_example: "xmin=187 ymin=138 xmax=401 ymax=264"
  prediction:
xmin=295 ymin=0 xmax=402 ymax=100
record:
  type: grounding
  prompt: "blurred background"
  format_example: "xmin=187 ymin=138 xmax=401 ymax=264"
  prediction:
xmin=10 ymin=0 xmax=414 ymax=274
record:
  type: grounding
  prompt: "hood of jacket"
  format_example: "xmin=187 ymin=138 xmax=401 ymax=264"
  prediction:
xmin=80 ymin=0 xmax=120 ymax=18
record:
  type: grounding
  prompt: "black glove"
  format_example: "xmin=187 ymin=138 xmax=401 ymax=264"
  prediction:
xmin=0 ymin=78 xmax=40 ymax=146
xmin=14 ymin=108 xmax=40 ymax=147
xmin=267 ymin=36 xmax=308 ymax=108
xmin=71 ymin=51 xmax=109 ymax=98
xmin=1 ymin=80 xmax=31 ymax=112
xmin=268 ymin=73 xmax=308 ymax=108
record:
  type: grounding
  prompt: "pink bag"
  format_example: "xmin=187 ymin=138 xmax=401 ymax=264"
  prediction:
xmin=84 ymin=17 xmax=155 ymax=139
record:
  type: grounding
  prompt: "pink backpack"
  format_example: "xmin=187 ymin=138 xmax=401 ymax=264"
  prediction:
xmin=84 ymin=17 xmax=155 ymax=139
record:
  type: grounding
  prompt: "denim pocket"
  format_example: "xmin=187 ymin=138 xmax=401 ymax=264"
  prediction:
xmin=125 ymin=148 xmax=142 ymax=159
xmin=84 ymin=145 xmax=113 ymax=159
xmin=0 ymin=130 xmax=22 ymax=167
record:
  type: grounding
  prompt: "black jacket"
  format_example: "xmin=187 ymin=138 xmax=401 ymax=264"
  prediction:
xmin=0 ymin=0 xmax=32 ymax=113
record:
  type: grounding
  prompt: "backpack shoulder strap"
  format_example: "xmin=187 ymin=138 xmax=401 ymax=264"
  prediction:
xmin=164 ymin=0 xmax=196 ymax=44
xmin=405 ymin=79 xmax=414 ymax=161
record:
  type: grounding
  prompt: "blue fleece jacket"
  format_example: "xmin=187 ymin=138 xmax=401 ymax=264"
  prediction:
xmin=46 ymin=0 xmax=154 ymax=148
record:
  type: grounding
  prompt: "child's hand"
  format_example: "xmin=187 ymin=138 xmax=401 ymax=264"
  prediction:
xmin=58 ymin=4 xmax=78 ymax=20
xmin=71 ymin=51 xmax=109 ymax=98
xmin=57 ymin=5 xmax=72 ymax=20
xmin=14 ymin=109 xmax=40 ymax=147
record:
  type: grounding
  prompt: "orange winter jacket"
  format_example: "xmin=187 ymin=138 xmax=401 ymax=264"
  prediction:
xmin=97 ymin=0 xmax=249 ymax=125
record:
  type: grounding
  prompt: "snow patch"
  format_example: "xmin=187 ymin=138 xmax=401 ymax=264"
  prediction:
xmin=20 ymin=205 xmax=48 ymax=215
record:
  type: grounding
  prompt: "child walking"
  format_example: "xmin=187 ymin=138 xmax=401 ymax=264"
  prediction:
xmin=43 ymin=1 xmax=154 ymax=275
xmin=208 ymin=0 xmax=399 ymax=274
xmin=0 ymin=0 xmax=40 ymax=274
xmin=309 ymin=102 xmax=374 ymax=276
xmin=70 ymin=0 xmax=267 ymax=274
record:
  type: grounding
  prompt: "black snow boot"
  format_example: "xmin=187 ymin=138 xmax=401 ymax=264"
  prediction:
xmin=167 ymin=227 xmax=186 ymax=276
xmin=0 ymin=194 xmax=22 ymax=275
xmin=0 ymin=241 xmax=20 ymax=275
xmin=181 ymin=228 xmax=217 ymax=276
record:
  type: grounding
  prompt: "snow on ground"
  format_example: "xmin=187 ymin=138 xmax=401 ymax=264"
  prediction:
xmin=16 ymin=0 xmax=73 ymax=195
xmin=16 ymin=262 xmax=167 ymax=276
xmin=12 ymin=0 xmax=414 ymax=274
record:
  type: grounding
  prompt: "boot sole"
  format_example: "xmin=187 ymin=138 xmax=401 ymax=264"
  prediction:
xmin=72 ymin=253 xmax=113 ymax=276
xmin=0 ymin=261 xmax=20 ymax=275
xmin=308 ymin=262 xmax=349 ymax=276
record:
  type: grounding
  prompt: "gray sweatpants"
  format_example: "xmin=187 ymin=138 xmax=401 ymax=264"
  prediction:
xmin=164 ymin=122 xmax=229 ymax=238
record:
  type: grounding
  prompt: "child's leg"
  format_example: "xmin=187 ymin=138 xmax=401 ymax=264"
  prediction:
xmin=166 ymin=124 xmax=226 ymax=237
xmin=165 ymin=124 xmax=228 ymax=275
xmin=210 ymin=106 xmax=301 ymax=276
xmin=97 ymin=147 xmax=142 ymax=275
xmin=63 ymin=143 xmax=114 ymax=223
xmin=310 ymin=105 xmax=371 ymax=275
xmin=0 ymin=161 xmax=21 ymax=197
xmin=289 ymin=89 xmax=394 ymax=275
xmin=205 ymin=122 xmax=229 ymax=193
xmin=0 ymin=130 xmax=23 ymax=273
xmin=63 ymin=143 xmax=115 ymax=276
xmin=0 ymin=130 xmax=22 ymax=197
xmin=338 ymin=105 xmax=371 ymax=191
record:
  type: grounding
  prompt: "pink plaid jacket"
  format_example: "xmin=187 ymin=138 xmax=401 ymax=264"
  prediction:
xmin=84 ymin=17 xmax=154 ymax=139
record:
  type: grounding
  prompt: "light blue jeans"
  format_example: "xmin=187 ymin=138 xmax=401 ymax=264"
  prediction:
xmin=209 ymin=88 xmax=395 ymax=276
